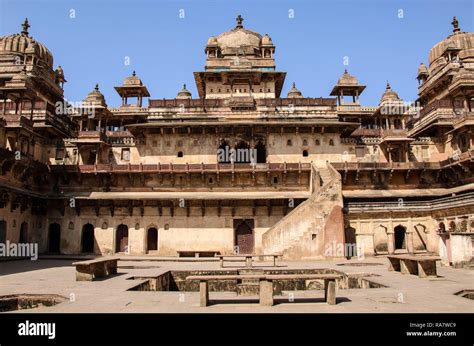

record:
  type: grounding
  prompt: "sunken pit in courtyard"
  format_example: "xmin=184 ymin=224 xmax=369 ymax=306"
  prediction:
xmin=127 ymin=268 xmax=387 ymax=294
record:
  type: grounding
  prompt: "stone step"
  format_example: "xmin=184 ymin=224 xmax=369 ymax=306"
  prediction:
xmin=238 ymin=269 xmax=264 ymax=275
xmin=237 ymin=283 xmax=259 ymax=296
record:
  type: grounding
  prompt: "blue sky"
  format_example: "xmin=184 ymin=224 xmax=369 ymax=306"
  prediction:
xmin=0 ymin=0 xmax=472 ymax=106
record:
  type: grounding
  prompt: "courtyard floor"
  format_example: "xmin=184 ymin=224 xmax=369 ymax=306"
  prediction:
xmin=0 ymin=256 xmax=473 ymax=313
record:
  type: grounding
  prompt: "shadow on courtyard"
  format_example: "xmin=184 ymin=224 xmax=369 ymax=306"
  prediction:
xmin=0 ymin=259 xmax=74 ymax=276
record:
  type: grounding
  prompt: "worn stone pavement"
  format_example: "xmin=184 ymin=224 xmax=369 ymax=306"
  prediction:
xmin=0 ymin=256 xmax=473 ymax=313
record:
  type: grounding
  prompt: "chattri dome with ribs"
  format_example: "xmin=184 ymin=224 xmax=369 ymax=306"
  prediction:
xmin=83 ymin=84 xmax=107 ymax=108
xmin=0 ymin=18 xmax=54 ymax=68
xmin=176 ymin=84 xmax=192 ymax=99
xmin=379 ymin=82 xmax=402 ymax=105
xmin=287 ymin=82 xmax=303 ymax=98
xmin=123 ymin=71 xmax=144 ymax=86
xmin=428 ymin=17 xmax=474 ymax=74
xmin=337 ymin=69 xmax=359 ymax=86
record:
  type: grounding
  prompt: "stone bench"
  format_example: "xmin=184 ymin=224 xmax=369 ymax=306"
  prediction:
xmin=72 ymin=257 xmax=119 ymax=281
xmin=215 ymin=254 xmax=281 ymax=268
xmin=387 ymin=255 xmax=440 ymax=278
xmin=186 ymin=273 xmax=342 ymax=307
xmin=177 ymin=251 xmax=220 ymax=258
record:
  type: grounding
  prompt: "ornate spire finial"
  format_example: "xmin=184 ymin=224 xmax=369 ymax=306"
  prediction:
xmin=95 ymin=84 xmax=99 ymax=91
xmin=386 ymin=81 xmax=391 ymax=89
xmin=183 ymin=83 xmax=187 ymax=89
xmin=344 ymin=69 xmax=348 ymax=74
xmin=236 ymin=15 xmax=243 ymax=29
xmin=132 ymin=70 xmax=136 ymax=76
xmin=452 ymin=16 xmax=460 ymax=33
xmin=21 ymin=18 xmax=30 ymax=36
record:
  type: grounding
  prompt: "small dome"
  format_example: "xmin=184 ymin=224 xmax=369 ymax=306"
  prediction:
xmin=55 ymin=65 xmax=65 ymax=77
xmin=262 ymin=34 xmax=273 ymax=45
xmin=417 ymin=62 xmax=428 ymax=76
xmin=176 ymin=84 xmax=192 ymax=99
xmin=287 ymin=82 xmax=303 ymax=98
xmin=207 ymin=36 xmax=218 ymax=46
xmin=83 ymin=84 xmax=107 ymax=108
xmin=337 ymin=69 xmax=359 ymax=86
xmin=380 ymin=82 xmax=401 ymax=104
xmin=0 ymin=19 xmax=53 ymax=68
xmin=123 ymin=71 xmax=143 ymax=86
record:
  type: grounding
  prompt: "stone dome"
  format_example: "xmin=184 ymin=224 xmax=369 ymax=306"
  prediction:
xmin=83 ymin=84 xmax=107 ymax=108
xmin=207 ymin=36 xmax=218 ymax=46
xmin=123 ymin=71 xmax=144 ymax=86
xmin=428 ymin=17 xmax=474 ymax=74
xmin=210 ymin=15 xmax=264 ymax=56
xmin=262 ymin=34 xmax=273 ymax=46
xmin=0 ymin=19 xmax=53 ymax=68
xmin=287 ymin=82 xmax=303 ymax=98
xmin=417 ymin=62 xmax=428 ymax=76
xmin=337 ymin=69 xmax=359 ymax=86
xmin=380 ymin=82 xmax=401 ymax=104
xmin=176 ymin=84 xmax=192 ymax=99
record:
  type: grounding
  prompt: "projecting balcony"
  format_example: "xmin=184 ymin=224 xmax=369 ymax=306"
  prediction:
xmin=70 ymin=130 xmax=108 ymax=144
xmin=1 ymin=114 xmax=34 ymax=129
xmin=380 ymin=129 xmax=413 ymax=142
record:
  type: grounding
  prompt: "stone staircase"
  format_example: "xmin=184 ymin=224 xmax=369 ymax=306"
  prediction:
xmin=261 ymin=162 xmax=345 ymax=260
xmin=236 ymin=269 xmax=264 ymax=296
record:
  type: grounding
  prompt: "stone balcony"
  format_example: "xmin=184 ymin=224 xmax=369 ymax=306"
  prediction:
xmin=71 ymin=130 xmax=108 ymax=144
xmin=1 ymin=114 xmax=34 ymax=129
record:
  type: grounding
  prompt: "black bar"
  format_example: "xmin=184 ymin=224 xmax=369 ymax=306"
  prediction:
xmin=0 ymin=313 xmax=472 ymax=345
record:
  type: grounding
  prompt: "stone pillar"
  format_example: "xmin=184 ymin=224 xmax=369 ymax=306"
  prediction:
xmin=387 ymin=230 xmax=395 ymax=254
xmin=199 ymin=281 xmax=209 ymax=307
xmin=324 ymin=280 xmax=336 ymax=305
xmin=406 ymin=229 xmax=414 ymax=254
xmin=259 ymin=279 xmax=274 ymax=306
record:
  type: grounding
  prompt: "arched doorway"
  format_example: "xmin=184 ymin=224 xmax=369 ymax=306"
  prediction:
xmin=0 ymin=220 xmax=6 ymax=243
xmin=344 ymin=226 xmax=357 ymax=258
xmin=48 ymin=223 xmax=61 ymax=253
xmin=19 ymin=222 xmax=28 ymax=243
xmin=255 ymin=141 xmax=266 ymax=163
xmin=81 ymin=223 xmax=95 ymax=253
xmin=394 ymin=225 xmax=406 ymax=250
xmin=234 ymin=219 xmax=254 ymax=254
xmin=115 ymin=224 xmax=129 ymax=253
xmin=147 ymin=227 xmax=158 ymax=252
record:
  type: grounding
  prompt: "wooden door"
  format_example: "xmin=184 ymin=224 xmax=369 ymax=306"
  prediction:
xmin=234 ymin=219 xmax=254 ymax=254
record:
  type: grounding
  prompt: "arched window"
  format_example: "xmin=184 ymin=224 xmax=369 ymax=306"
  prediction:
xmin=147 ymin=227 xmax=158 ymax=252
xmin=394 ymin=225 xmax=406 ymax=250
xmin=302 ymin=150 xmax=309 ymax=157
xmin=81 ymin=223 xmax=95 ymax=253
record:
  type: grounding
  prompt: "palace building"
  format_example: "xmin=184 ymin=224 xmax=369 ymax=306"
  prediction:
xmin=0 ymin=16 xmax=473 ymax=265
